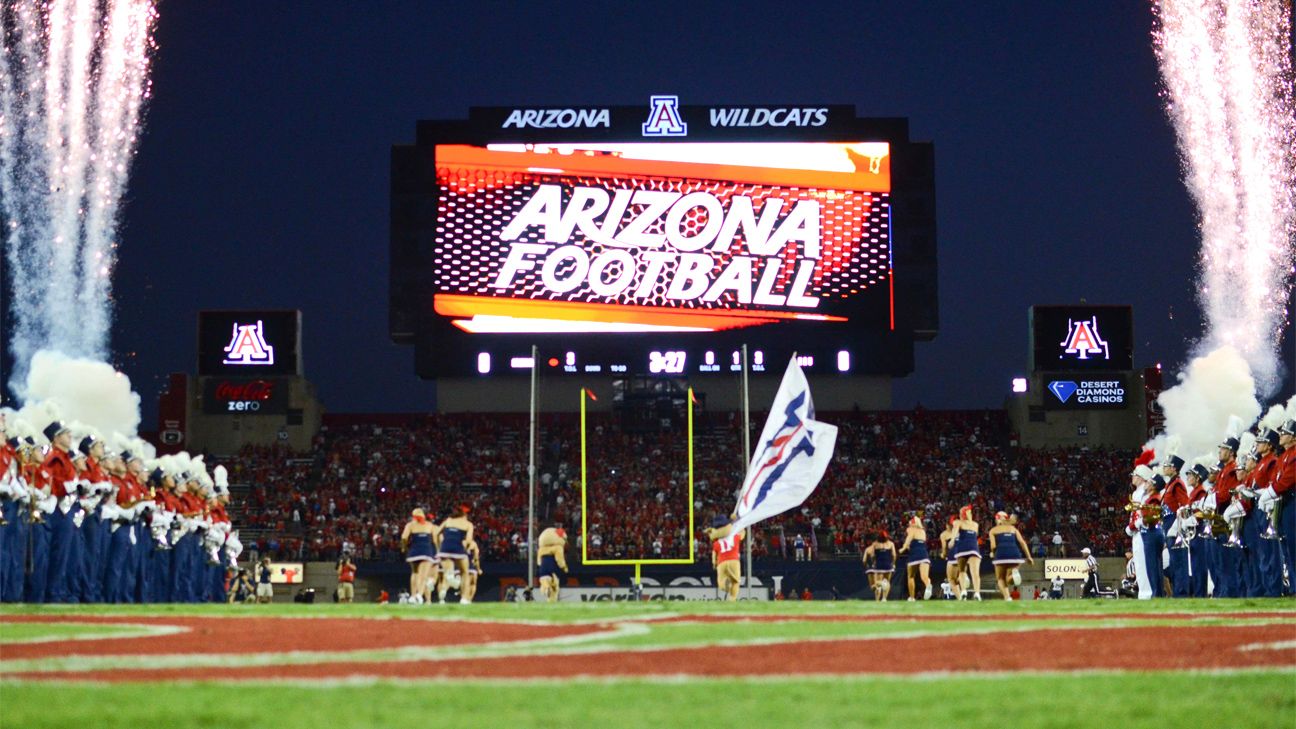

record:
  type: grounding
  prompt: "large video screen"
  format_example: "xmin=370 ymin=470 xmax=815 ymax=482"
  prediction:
xmin=1029 ymin=305 xmax=1133 ymax=372
xmin=425 ymin=141 xmax=893 ymax=376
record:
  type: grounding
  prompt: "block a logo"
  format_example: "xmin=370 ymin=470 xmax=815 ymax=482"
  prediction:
xmin=222 ymin=320 xmax=276 ymax=366
xmin=1048 ymin=380 xmax=1078 ymax=403
xmin=1060 ymin=316 xmax=1109 ymax=360
xmin=642 ymin=95 xmax=687 ymax=137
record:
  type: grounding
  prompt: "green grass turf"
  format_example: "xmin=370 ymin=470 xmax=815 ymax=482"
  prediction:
xmin=1 ymin=596 xmax=1292 ymax=623
xmin=0 ymin=622 xmax=149 ymax=643
xmin=1 ymin=671 xmax=1291 ymax=729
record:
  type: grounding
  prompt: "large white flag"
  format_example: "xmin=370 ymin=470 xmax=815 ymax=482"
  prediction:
xmin=729 ymin=358 xmax=837 ymax=535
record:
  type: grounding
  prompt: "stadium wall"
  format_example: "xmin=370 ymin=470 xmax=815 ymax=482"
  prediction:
xmin=183 ymin=375 xmax=325 ymax=453
xmin=260 ymin=557 xmax=1126 ymax=603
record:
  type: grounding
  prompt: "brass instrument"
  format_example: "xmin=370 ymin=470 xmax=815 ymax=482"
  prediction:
xmin=1193 ymin=510 xmax=1230 ymax=537
xmin=1123 ymin=500 xmax=1162 ymax=526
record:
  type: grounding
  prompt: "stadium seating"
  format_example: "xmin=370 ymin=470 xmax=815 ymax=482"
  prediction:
xmin=219 ymin=410 xmax=1133 ymax=563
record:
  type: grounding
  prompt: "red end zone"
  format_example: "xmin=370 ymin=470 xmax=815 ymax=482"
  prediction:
xmin=4 ymin=613 xmax=1293 ymax=683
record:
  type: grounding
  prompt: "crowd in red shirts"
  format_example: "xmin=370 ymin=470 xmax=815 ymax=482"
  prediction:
xmin=221 ymin=410 xmax=1133 ymax=562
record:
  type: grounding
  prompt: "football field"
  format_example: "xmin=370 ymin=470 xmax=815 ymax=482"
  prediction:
xmin=2 ymin=599 xmax=1293 ymax=728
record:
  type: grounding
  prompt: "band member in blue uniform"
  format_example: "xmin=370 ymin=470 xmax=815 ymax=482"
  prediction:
xmin=0 ymin=416 xmax=15 ymax=601
xmin=898 ymin=515 xmax=932 ymax=601
xmin=77 ymin=435 xmax=111 ymax=603
xmin=1207 ymin=440 xmax=1240 ymax=598
xmin=1141 ymin=472 xmax=1167 ymax=598
xmin=1273 ymin=419 xmax=1296 ymax=588
xmin=20 ymin=439 xmax=52 ymax=603
xmin=42 ymin=422 xmax=81 ymax=603
xmin=1182 ymin=462 xmax=1211 ymax=597
xmin=988 ymin=511 xmax=1033 ymax=600
xmin=1160 ymin=451 xmax=1191 ymax=597
xmin=952 ymin=505 xmax=983 ymax=601
xmin=400 ymin=508 xmax=437 ymax=605
xmin=435 ymin=504 xmax=475 ymax=604
xmin=1250 ymin=429 xmax=1283 ymax=597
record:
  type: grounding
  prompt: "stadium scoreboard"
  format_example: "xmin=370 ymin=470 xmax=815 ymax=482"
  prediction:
xmin=1027 ymin=304 xmax=1134 ymax=411
xmin=197 ymin=310 xmax=301 ymax=377
xmin=391 ymin=101 xmax=937 ymax=378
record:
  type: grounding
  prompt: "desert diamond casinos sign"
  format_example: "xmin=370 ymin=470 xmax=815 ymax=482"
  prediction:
xmin=1043 ymin=374 xmax=1129 ymax=410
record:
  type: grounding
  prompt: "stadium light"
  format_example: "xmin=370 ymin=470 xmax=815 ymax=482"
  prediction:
xmin=476 ymin=352 xmax=491 ymax=374
xmin=1011 ymin=377 xmax=1028 ymax=393
xmin=509 ymin=356 xmax=534 ymax=369
xmin=836 ymin=350 xmax=851 ymax=372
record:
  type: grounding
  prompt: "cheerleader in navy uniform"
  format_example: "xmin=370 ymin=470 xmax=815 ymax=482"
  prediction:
xmin=987 ymin=511 xmax=1033 ymax=600
xmin=952 ymin=505 xmax=983 ymax=600
xmin=462 ymin=539 xmax=482 ymax=603
xmin=898 ymin=516 xmax=933 ymax=601
xmin=400 ymin=508 xmax=436 ymax=605
xmin=865 ymin=532 xmax=896 ymax=601
xmin=939 ymin=515 xmax=961 ymax=599
xmin=435 ymin=504 xmax=475 ymax=604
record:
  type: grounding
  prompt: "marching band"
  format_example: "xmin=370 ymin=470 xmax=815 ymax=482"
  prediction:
xmin=1125 ymin=409 xmax=1295 ymax=599
xmin=0 ymin=413 xmax=242 ymax=604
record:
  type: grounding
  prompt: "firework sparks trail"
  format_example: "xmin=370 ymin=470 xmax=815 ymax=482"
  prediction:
xmin=1153 ymin=0 xmax=1296 ymax=394
xmin=0 ymin=0 xmax=157 ymax=395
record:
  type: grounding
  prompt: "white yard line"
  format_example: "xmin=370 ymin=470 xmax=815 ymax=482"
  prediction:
xmin=1237 ymin=640 xmax=1296 ymax=652
xmin=3 ymin=664 xmax=1291 ymax=687
xmin=0 ymin=622 xmax=188 ymax=645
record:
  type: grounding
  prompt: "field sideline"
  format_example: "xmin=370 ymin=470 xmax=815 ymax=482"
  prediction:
xmin=2 ymin=599 xmax=1293 ymax=728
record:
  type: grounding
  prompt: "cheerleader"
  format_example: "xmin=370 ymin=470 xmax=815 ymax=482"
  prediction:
xmin=952 ymin=505 xmax=983 ymax=600
xmin=435 ymin=504 xmax=475 ymax=604
xmin=987 ymin=511 xmax=1033 ymax=600
xmin=463 ymin=538 xmax=482 ymax=603
xmin=864 ymin=532 xmax=896 ymax=601
xmin=939 ymin=515 xmax=961 ymax=599
xmin=400 ymin=508 xmax=436 ymax=605
xmin=898 ymin=515 xmax=933 ymax=601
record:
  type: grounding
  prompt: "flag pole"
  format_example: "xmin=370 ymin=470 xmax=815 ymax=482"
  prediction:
xmin=527 ymin=344 xmax=537 ymax=590
xmin=742 ymin=343 xmax=752 ymax=600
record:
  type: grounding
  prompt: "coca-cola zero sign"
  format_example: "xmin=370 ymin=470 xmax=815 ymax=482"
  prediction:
xmin=202 ymin=378 xmax=288 ymax=415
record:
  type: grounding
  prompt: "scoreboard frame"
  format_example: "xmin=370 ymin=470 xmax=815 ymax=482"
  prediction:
xmin=391 ymin=101 xmax=938 ymax=379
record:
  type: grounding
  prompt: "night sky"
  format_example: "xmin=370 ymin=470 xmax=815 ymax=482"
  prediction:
xmin=23 ymin=3 xmax=1294 ymax=422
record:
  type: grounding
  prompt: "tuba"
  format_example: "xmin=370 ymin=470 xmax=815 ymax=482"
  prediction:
xmin=1193 ymin=509 xmax=1230 ymax=537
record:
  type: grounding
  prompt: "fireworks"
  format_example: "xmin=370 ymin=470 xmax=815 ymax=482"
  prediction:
xmin=1152 ymin=0 xmax=1296 ymax=393
xmin=0 ymin=0 xmax=157 ymax=395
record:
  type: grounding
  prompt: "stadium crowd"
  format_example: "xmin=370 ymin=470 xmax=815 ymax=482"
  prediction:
xmin=222 ymin=410 xmax=1133 ymax=565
